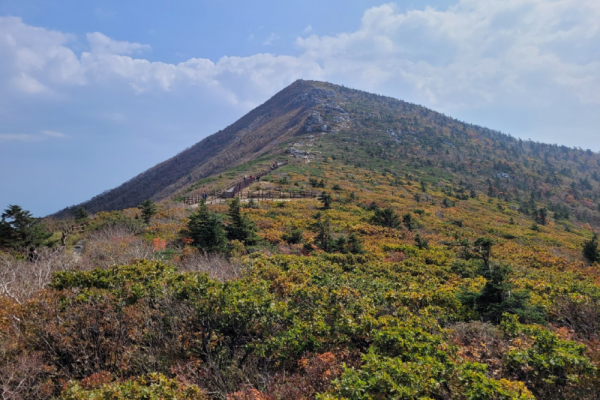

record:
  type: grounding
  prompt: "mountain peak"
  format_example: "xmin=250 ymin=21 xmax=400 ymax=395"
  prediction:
xmin=53 ymin=80 xmax=600 ymax=230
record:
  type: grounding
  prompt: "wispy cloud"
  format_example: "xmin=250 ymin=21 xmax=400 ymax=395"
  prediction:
xmin=87 ymin=32 xmax=150 ymax=55
xmin=302 ymin=24 xmax=313 ymax=34
xmin=262 ymin=33 xmax=279 ymax=46
xmin=41 ymin=130 xmax=66 ymax=138
xmin=0 ymin=131 xmax=66 ymax=143
xmin=0 ymin=134 xmax=36 ymax=143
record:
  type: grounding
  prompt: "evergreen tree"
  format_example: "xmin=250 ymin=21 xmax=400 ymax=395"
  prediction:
xmin=414 ymin=234 xmax=429 ymax=249
xmin=74 ymin=207 xmax=89 ymax=222
xmin=0 ymin=205 xmax=51 ymax=251
xmin=583 ymin=233 xmax=599 ymax=264
xmin=312 ymin=212 xmax=333 ymax=252
xmin=138 ymin=199 xmax=157 ymax=224
xmin=335 ymin=236 xmax=347 ymax=253
xmin=535 ymin=207 xmax=548 ymax=225
xmin=459 ymin=238 xmax=544 ymax=324
xmin=371 ymin=207 xmax=400 ymax=229
xmin=347 ymin=233 xmax=363 ymax=254
xmin=187 ymin=200 xmax=227 ymax=253
xmin=473 ymin=237 xmax=494 ymax=268
xmin=318 ymin=192 xmax=333 ymax=210
xmin=402 ymin=212 xmax=416 ymax=231
xmin=282 ymin=224 xmax=303 ymax=244
xmin=466 ymin=263 xmax=544 ymax=324
xmin=225 ymin=198 xmax=257 ymax=245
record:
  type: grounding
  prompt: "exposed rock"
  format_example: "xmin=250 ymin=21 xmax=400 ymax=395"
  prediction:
xmin=294 ymin=86 xmax=336 ymax=107
xmin=305 ymin=111 xmax=324 ymax=132
xmin=387 ymin=129 xmax=402 ymax=144
xmin=443 ymin=139 xmax=455 ymax=147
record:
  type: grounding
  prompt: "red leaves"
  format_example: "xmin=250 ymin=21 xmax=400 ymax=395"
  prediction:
xmin=152 ymin=238 xmax=167 ymax=252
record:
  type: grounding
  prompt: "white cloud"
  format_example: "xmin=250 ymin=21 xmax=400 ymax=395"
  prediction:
xmin=41 ymin=130 xmax=66 ymax=138
xmin=12 ymin=73 xmax=50 ymax=94
xmin=0 ymin=1 xmax=599 ymax=149
xmin=295 ymin=1 xmax=600 ymax=108
xmin=86 ymin=32 xmax=150 ymax=55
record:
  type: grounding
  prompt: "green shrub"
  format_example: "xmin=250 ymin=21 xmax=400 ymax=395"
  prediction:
xmin=60 ymin=373 xmax=205 ymax=399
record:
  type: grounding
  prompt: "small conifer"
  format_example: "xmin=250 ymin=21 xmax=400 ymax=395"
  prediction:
xmin=583 ymin=234 xmax=599 ymax=264
xmin=138 ymin=199 xmax=157 ymax=224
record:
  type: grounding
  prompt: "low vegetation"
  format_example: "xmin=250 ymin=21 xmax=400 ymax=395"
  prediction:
xmin=2 ymin=81 xmax=600 ymax=398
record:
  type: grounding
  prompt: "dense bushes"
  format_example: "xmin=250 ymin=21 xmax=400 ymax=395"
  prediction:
xmin=4 ymin=149 xmax=600 ymax=398
xmin=2 ymin=254 xmax=596 ymax=398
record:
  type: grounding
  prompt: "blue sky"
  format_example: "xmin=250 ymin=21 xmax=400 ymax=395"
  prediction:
xmin=1 ymin=0 xmax=599 ymax=217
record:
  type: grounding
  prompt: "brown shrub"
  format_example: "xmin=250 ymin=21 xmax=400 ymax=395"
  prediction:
xmin=450 ymin=321 xmax=508 ymax=379
xmin=18 ymin=290 xmax=148 ymax=380
xmin=0 ymin=248 xmax=79 ymax=304
xmin=222 ymin=352 xmax=357 ymax=400
xmin=81 ymin=226 xmax=155 ymax=269
xmin=0 ymin=351 xmax=55 ymax=400
xmin=550 ymin=295 xmax=600 ymax=341
xmin=175 ymin=250 xmax=245 ymax=281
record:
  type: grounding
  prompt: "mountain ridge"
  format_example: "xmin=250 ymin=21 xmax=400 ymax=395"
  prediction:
xmin=54 ymin=80 xmax=600 ymax=228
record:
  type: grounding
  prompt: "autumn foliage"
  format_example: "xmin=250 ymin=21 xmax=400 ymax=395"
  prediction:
xmin=3 ymin=110 xmax=600 ymax=398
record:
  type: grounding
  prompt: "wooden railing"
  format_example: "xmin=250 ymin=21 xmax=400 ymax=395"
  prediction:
xmin=60 ymin=220 xmax=90 ymax=246
xmin=240 ymin=190 xmax=321 ymax=200
xmin=184 ymin=161 xmax=289 ymax=205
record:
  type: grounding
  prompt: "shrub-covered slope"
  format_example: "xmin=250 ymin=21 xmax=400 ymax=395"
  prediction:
xmin=55 ymin=80 xmax=600 ymax=230
xmin=3 ymin=80 xmax=600 ymax=399
xmin=4 ymin=150 xmax=600 ymax=398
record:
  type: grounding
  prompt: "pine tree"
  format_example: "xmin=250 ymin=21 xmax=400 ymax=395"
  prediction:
xmin=535 ymin=207 xmax=547 ymax=225
xmin=187 ymin=200 xmax=227 ymax=253
xmin=347 ymin=233 xmax=363 ymax=254
xmin=371 ymin=207 xmax=400 ymax=229
xmin=414 ymin=234 xmax=429 ymax=249
xmin=74 ymin=207 xmax=89 ymax=222
xmin=318 ymin=192 xmax=333 ymax=209
xmin=402 ymin=213 xmax=416 ymax=231
xmin=226 ymin=198 xmax=257 ymax=245
xmin=583 ymin=234 xmax=599 ymax=264
xmin=473 ymin=237 xmax=494 ymax=268
xmin=335 ymin=236 xmax=347 ymax=253
xmin=458 ymin=262 xmax=544 ymax=324
xmin=473 ymin=264 xmax=544 ymax=324
xmin=282 ymin=224 xmax=303 ymax=244
xmin=138 ymin=199 xmax=157 ymax=224
xmin=312 ymin=212 xmax=333 ymax=252
xmin=0 ymin=205 xmax=51 ymax=251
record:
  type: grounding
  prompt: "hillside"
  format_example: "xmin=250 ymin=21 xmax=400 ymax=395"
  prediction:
xmin=55 ymin=80 xmax=600 ymax=229
xmin=3 ymin=81 xmax=600 ymax=399
xmin=53 ymin=80 xmax=336 ymax=217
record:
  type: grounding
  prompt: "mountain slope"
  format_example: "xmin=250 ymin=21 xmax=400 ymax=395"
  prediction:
xmin=53 ymin=79 xmax=329 ymax=217
xmin=12 ymin=82 xmax=600 ymax=400
xmin=55 ymin=80 xmax=600 ymax=228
